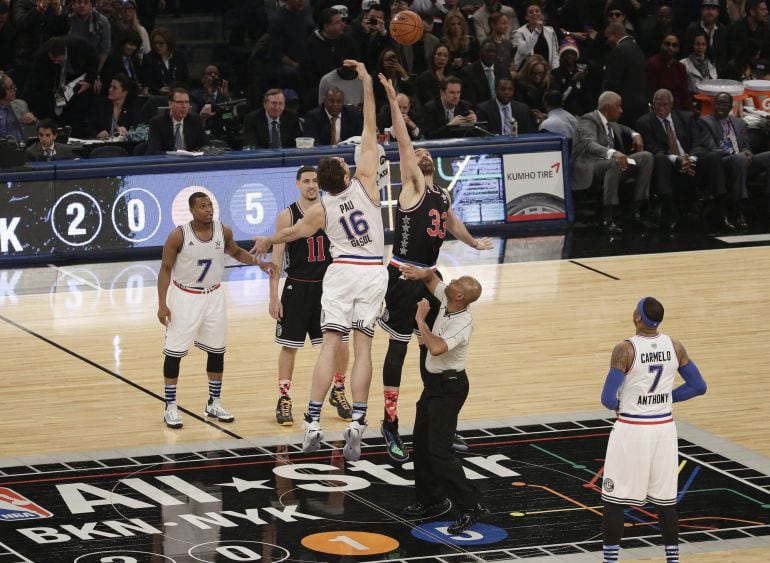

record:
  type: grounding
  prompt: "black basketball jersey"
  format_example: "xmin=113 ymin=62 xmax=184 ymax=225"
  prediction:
xmin=284 ymin=202 xmax=331 ymax=281
xmin=392 ymin=184 xmax=451 ymax=266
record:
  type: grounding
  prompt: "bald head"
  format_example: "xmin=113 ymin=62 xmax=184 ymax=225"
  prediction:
xmin=458 ymin=276 xmax=482 ymax=305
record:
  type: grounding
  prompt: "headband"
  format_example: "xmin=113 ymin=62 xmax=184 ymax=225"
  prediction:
xmin=637 ymin=297 xmax=659 ymax=328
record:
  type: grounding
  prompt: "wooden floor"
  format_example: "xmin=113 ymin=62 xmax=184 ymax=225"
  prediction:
xmin=2 ymin=241 xmax=770 ymax=562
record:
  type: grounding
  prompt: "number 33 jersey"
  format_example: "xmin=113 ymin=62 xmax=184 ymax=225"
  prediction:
xmin=619 ymin=334 xmax=678 ymax=419
xmin=321 ymin=178 xmax=385 ymax=261
xmin=171 ymin=220 xmax=225 ymax=287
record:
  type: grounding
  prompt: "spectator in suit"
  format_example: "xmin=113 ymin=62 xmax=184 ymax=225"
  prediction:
xmin=301 ymin=87 xmax=363 ymax=146
xmin=241 ymin=88 xmax=302 ymax=149
xmin=11 ymin=0 xmax=68 ymax=92
xmin=0 ymin=73 xmax=38 ymax=143
xmin=415 ymin=43 xmax=453 ymax=106
xmin=475 ymin=76 xmax=537 ymax=135
xmin=472 ymin=0 xmax=518 ymax=43
xmin=141 ymin=27 xmax=189 ymax=95
xmin=377 ymin=92 xmax=422 ymax=140
xmin=146 ymin=87 xmax=208 ymax=154
xmin=512 ymin=0 xmax=560 ymax=71
xmin=684 ymin=0 xmax=729 ymax=70
xmin=603 ymin=22 xmax=648 ymax=127
xmin=25 ymin=118 xmax=77 ymax=161
xmin=461 ymin=39 xmax=508 ymax=106
xmin=570 ymin=91 xmax=654 ymax=233
xmin=681 ymin=30 xmax=718 ymax=95
xmin=699 ymin=91 xmax=770 ymax=228
xmin=87 ymin=73 xmax=141 ymax=139
xmin=422 ymin=75 xmax=477 ymax=139
xmin=646 ymin=34 xmax=693 ymax=111
xmin=22 ymin=35 xmax=99 ymax=138
xmin=540 ymin=88 xmax=578 ymax=139
xmin=636 ymin=88 xmax=723 ymax=230
xmin=727 ymin=0 xmax=769 ymax=60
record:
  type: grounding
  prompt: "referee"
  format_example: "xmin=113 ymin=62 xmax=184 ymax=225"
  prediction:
xmin=399 ymin=263 xmax=488 ymax=534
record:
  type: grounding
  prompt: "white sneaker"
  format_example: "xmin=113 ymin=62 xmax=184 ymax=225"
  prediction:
xmin=302 ymin=419 xmax=323 ymax=452
xmin=164 ymin=404 xmax=183 ymax=429
xmin=343 ymin=419 xmax=367 ymax=461
xmin=205 ymin=398 xmax=235 ymax=422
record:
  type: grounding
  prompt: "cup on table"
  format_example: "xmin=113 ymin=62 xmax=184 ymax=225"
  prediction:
xmin=296 ymin=137 xmax=314 ymax=149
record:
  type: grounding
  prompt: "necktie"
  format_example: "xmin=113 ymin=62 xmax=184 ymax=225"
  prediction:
xmin=607 ymin=124 xmax=616 ymax=149
xmin=270 ymin=120 xmax=280 ymax=148
xmin=445 ymin=109 xmax=453 ymax=122
xmin=44 ymin=148 xmax=53 ymax=161
xmin=330 ymin=115 xmax=338 ymax=145
xmin=485 ymin=66 xmax=495 ymax=97
xmin=501 ymin=105 xmax=511 ymax=135
xmin=174 ymin=122 xmax=185 ymax=150
xmin=722 ymin=119 xmax=738 ymax=154
xmin=663 ymin=119 xmax=681 ymax=156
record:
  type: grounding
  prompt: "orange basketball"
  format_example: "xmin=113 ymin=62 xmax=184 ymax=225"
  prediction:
xmin=390 ymin=10 xmax=424 ymax=45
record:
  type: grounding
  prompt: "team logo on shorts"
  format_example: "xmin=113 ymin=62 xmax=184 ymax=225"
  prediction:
xmin=381 ymin=308 xmax=390 ymax=323
xmin=0 ymin=488 xmax=53 ymax=521
xmin=320 ymin=310 xmax=325 ymax=325
xmin=603 ymin=478 xmax=615 ymax=493
xmin=276 ymin=323 xmax=282 ymax=337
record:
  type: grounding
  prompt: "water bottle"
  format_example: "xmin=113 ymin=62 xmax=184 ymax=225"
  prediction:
xmin=510 ymin=118 xmax=518 ymax=137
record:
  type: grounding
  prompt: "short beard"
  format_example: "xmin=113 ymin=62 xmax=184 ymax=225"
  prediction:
xmin=418 ymin=159 xmax=435 ymax=176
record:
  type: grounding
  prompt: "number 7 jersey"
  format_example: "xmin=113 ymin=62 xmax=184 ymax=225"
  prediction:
xmin=321 ymin=178 xmax=385 ymax=261
xmin=171 ymin=220 xmax=225 ymax=287
xmin=618 ymin=333 xmax=678 ymax=422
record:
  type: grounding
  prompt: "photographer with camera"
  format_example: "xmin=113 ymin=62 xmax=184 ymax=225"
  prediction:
xmin=350 ymin=1 xmax=392 ymax=74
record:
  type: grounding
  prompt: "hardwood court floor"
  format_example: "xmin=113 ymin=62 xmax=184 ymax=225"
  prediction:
xmin=1 ymin=235 xmax=770 ymax=562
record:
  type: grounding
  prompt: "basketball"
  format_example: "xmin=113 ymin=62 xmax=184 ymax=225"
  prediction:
xmin=390 ymin=10 xmax=424 ymax=45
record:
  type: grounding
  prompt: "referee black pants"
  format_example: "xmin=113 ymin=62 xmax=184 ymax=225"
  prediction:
xmin=413 ymin=346 xmax=479 ymax=510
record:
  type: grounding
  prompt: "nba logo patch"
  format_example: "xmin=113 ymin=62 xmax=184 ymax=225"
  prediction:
xmin=0 ymin=488 xmax=53 ymax=521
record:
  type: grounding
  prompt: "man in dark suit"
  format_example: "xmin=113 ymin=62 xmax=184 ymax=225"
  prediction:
xmin=603 ymin=22 xmax=648 ymax=128
xmin=422 ymin=76 xmax=479 ymax=139
xmin=475 ymin=77 xmax=537 ymax=135
xmin=25 ymin=118 xmax=77 ymax=161
xmin=241 ymin=88 xmax=302 ymax=149
xmin=699 ymin=91 xmax=770 ymax=229
xmin=301 ymin=87 xmax=362 ymax=146
xmin=461 ymin=39 xmax=508 ymax=106
xmin=636 ymin=88 xmax=723 ymax=230
xmin=571 ymin=91 xmax=654 ymax=233
xmin=684 ymin=0 xmax=729 ymax=69
xmin=146 ymin=88 xmax=209 ymax=155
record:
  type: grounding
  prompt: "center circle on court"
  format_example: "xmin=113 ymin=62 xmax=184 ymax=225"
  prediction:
xmin=302 ymin=530 xmax=399 ymax=556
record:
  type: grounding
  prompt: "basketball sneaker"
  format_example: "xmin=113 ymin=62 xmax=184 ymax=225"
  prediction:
xmin=328 ymin=386 xmax=353 ymax=420
xmin=447 ymin=503 xmax=489 ymax=535
xmin=163 ymin=404 xmax=183 ymax=429
xmin=380 ymin=417 xmax=409 ymax=461
xmin=302 ymin=419 xmax=323 ymax=452
xmin=205 ymin=398 xmax=235 ymax=422
xmin=276 ymin=396 xmax=293 ymax=426
xmin=402 ymin=498 xmax=451 ymax=517
xmin=343 ymin=419 xmax=367 ymax=461
xmin=452 ymin=432 xmax=469 ymax=452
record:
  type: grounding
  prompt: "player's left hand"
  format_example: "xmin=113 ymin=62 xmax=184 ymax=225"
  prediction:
xmin=415 ymin=298 xmax=430 ymax=321
xmin=472 ymin=237 xmax=494 ymax=250
xmin=343 ymin=59 xmax=369 ymax=81
xmin=250 ymin=236 xmax=272 ymax=261
xmin=256 ymin=259 xmax=275 ymax=277
xmin=377 ymin=73 xmax=397 ymax=101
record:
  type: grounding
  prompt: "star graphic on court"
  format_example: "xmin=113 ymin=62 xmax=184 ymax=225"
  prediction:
xmin=216 ymin=477 xmax=273 ymax=492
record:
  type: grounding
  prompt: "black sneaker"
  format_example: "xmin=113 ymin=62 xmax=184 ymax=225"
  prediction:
xmin=402 ymin=498 xmax=451 ymax=517
xmin=328 ymin=386 xmax=353 ymax=420
xmin=275 ymin=396 xmax=293 ymax=426
xmin=452 ymin=433 xmax=468 ymax=452
xmin=381 ymin=417 xmax=409 ymax=461
xmin=447 ymin=504 xmax=489 ymax=534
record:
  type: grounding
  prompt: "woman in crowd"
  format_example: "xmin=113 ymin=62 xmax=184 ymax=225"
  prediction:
xmin=514 ymin=54 xmax=551 ymax=123
xmin=100 ymin=30 xmax=143 ymax=92
xmin=373 ymin=48 xmax=414 ymax=108
xmin=141 ymin=27 xmax=190 ymax=95
xmin=681 ymin=30 xmax=718 ymax=95
xmin=120 ymin=0 xmax=151 ymax=56
xmin=415 ymin=43 xmax=453 ymax=106
xmin=488 ymin=12 xmax=515 ymax=69
xmin=512 ymin=0 xmax=560 ymax=71
xmin=442 ymin=9 xmax=479 ymax=72
xmin=87 ymin=73 xmax=141 ymax=139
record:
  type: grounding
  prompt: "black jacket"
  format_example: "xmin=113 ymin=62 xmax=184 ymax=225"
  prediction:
xmin=146 ymin=113 xmax=208 ymax=154
xmin=475 ymin=97 xmax=537 ymax=135
xmin=241 ymin=109 xmax=302 ymax=149
xmin=301 ymin=105 xmax=362 ymax=146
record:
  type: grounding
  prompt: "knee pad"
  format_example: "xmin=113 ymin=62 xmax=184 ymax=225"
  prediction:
xmin=207 ymin=352 xmax=224 ymax=374
xmin=383 ymin=340 xmax=408 ymax=387
xmin=163 ymin=355 xmax=181 ymax=379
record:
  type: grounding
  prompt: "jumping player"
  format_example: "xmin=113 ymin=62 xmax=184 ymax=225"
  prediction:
xmin=253 ymin=59 xmax=387 ymax=461
xmin=268 ymin=165 xmax=352 ymax=426
xmin=600 ymin=297 xmax=708 ymax=563
xmin=157 ymin=192 xmax=272 ymax=429
xmin=376 ymin=73 xmax=493 ymax=461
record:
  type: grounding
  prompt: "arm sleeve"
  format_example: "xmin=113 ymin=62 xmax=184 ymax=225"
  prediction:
xmin=601 ymin=367 xmax=625 ymax=411
xmin=672 ymin=360 xmax=707 ymax=402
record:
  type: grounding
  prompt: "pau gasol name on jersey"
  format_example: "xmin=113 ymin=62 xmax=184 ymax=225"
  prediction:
xmin=8 ymin=454 xmax=519 ymax=546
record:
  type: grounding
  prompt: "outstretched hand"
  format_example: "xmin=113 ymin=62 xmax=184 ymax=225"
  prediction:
xmin=250 ymin=236 xmax=272 ymax=262
xmin=377 ymin=73 xmax=397 ymax=101
xmin=399 ymin=264 xmax=429 ymax=281
xmin=473 ymin=237 xmax=494 ymax=250
xmin=343 ymin=59 xmax=370 ymax=82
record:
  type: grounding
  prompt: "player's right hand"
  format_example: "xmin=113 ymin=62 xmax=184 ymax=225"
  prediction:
xmin=250 ymin=236 xmax=272 ymax=262
xmin=157 ymin=305 xmax=171 ymax=326
xmin=269 ymin=298 xmax=283 ymax=320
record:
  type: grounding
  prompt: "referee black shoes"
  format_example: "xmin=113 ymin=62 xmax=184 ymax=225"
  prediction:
xmin=448 ymin=503 xmax=489 ymax=534
xmin=402 ymin=498 xmax=451 ymax=518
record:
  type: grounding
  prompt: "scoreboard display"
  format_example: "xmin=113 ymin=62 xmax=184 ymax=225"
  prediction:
xmin=0 ymin=138 xmax=568 ymax=265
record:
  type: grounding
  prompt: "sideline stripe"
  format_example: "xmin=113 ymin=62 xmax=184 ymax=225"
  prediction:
xmin=568 ymin=260 xmax=621 ymax=280
xmin=716 ymin=234 xmax=770 ymax=244
xmin=0 ymin=313 xmax=243 ymax=440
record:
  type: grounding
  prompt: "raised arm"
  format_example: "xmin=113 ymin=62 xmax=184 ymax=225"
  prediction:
xmin=398 ymin=263 xmax=441 ymax=295
xmin=349 ymin=59 xmax=379 ymax=202
xmin=445 ymin=208 xmax=493 ymax=250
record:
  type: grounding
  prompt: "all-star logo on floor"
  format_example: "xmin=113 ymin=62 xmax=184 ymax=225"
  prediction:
xmin=0 ymin=419 xmax=769 ymax=562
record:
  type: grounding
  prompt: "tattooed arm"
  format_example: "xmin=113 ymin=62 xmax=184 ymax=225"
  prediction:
xmin=601 ymin=341 xmax=632 ymax=411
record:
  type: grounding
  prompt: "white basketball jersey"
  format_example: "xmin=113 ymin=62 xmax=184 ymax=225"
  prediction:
xmin=171 ymin=221 xmax=226 ymax=287
xmin=322 ymin=177 xmax=385 ymax=261
xmin=618 ymin=333 xmax=678 ymax=419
